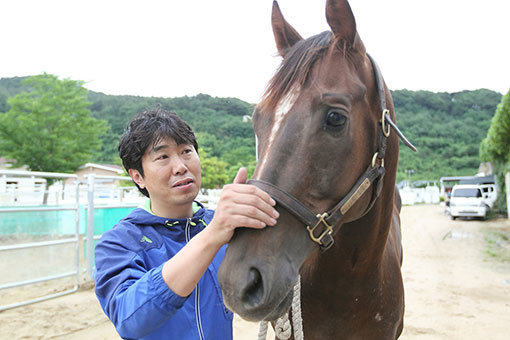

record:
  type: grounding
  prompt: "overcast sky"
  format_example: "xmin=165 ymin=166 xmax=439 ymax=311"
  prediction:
xmin=1 ymin=0 xmax=509 ymax=104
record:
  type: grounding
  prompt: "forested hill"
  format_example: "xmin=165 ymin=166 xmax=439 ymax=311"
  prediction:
xmin=393 ymin=89 xmax=501 ymax=180
xmin=0 ymin=76 xmax=502 ymax=182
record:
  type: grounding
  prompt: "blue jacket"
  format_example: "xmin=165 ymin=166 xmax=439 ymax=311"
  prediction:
xmin=94 ymin=201 xmax=233 ymax=340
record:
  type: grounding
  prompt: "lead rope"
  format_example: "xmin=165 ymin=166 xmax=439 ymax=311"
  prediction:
xmin=257 ymin=276 xmax=304 ymax=340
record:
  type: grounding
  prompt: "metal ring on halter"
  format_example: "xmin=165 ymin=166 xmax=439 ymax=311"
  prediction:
xmin=371 ymin=152 xmax=384 ymax=168
xmin=381 ymin=109 xmax=391 ymax=137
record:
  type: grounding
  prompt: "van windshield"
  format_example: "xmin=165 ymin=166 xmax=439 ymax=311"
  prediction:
xmin=453 ymin=188 xmax=482 ymax=198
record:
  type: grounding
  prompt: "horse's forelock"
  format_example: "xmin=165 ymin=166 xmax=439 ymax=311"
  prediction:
xmin=260 ymin=31 xmax=334 ymax=113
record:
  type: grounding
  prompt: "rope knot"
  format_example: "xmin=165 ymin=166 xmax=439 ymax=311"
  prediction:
xmin=275 ymin=313 xmax=292 ymax=339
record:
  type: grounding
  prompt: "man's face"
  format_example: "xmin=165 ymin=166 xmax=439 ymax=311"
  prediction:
xmin=129 ymin=136 xmax=201 ymax=217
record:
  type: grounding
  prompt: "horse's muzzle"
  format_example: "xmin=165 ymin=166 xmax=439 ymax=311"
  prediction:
xmin=220 ymin=264 xmax=295 ymax=321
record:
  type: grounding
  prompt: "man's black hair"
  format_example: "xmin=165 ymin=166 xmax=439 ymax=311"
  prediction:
xmin=118 ymin=107 xmax=199 ymax=197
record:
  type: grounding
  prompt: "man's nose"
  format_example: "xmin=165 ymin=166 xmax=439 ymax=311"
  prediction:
xmin=171 ymin=157 xmax=188 ymax=175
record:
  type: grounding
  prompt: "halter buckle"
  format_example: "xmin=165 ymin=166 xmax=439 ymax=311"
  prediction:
xmin=306 ymin=213 xmax=333 ymax=246
xmin=371 ymin=152 xmax=384 ymax=168
xmin=380 ymin=109 xmax=391 ymax=137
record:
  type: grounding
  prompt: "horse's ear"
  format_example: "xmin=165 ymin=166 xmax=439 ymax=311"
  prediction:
xmin=325 ymin=0 xmax=357 ymax=46
xmin=271 ymin=0 xmax=303 ymax=57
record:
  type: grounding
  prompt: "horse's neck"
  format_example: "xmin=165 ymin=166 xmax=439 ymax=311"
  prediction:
xmin=297 ymin=187 xmax=403 ymax=337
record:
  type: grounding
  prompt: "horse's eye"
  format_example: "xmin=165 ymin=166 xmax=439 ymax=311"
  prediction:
xmin=326 ymin=111 xmax=347 ymax=127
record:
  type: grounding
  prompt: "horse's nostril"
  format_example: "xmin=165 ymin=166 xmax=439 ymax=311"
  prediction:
xmin=242 ymin=268 xmax=264 ymax=308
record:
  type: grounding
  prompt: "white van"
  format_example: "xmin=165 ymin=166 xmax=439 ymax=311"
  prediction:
xmin=479 ymin=184 xmax=497 ymax=208
xmin=449 ymin=184 xmax=490 ymax=220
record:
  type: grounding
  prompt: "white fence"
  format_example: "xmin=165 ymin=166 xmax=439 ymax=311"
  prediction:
xmin=0 ymin=174 xmax=142 ymax=206
xmin=400 ymin=185 xmax=441 ymax=205
xmin=197 ymin=188 xmax=221 ymax=209
xmin=0 ymin=170 xmax=81 ymax=312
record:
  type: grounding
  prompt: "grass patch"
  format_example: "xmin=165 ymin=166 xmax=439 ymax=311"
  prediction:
xmin=482 ymin=228 xmax=510 ymax=263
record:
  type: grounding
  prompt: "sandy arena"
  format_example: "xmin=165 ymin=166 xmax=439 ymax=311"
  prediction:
xmin=0 ymin=204 xmax=509 ymax=339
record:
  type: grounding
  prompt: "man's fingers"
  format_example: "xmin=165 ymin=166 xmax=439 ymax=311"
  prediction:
xmin=224 ymin=183 xmax=276 ymax=207
xmin=229 ymin=193 xmax=279 ymax=221
xmin=226 ymin=201 xmax=278 ymax=227
xmin=233 ymin=167 xmax=247 ymax=184
xmin=236 ymin=216 xmax=268 ymax=229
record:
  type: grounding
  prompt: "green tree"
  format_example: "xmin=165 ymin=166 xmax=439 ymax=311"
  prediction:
xmin=226 ymin=161 xmax=257 ymax=183
xmin=195 ymin=132 xmax=220 ymax=157
xmin=0 ymin=74 xmax=108 ymax=203
xmin=480 ymin=89 xmax=510 ymax=164
xmin=480 ymin=89 xmax=510 ymax=214
xmin=200 ymin=151 xmax=229 ymax=190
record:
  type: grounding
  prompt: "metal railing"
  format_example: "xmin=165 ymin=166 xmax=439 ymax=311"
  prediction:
xmin=84 ymin=174 xmax=137 ymax=280
xmin=0 ymin=169 xmax=81 ymax=312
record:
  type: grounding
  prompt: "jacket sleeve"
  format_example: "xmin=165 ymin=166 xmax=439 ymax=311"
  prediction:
xmin=94 ymin=233 xmax=187 ymax=339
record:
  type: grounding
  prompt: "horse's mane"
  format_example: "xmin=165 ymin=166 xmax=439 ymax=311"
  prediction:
xmin=260 ymin=31 xmax=333 ymax=112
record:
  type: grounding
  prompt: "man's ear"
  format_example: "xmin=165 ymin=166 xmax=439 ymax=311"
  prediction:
xmin=128 ymin=169 xmax=145 ymax=189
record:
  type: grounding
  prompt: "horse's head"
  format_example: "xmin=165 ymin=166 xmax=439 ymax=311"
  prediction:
xmin=218 ymin=0 xmax=404 ymax=321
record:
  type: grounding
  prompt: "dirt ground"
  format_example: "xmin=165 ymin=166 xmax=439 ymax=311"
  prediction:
xmin=0 ymin=204 xmax=508 ymax=339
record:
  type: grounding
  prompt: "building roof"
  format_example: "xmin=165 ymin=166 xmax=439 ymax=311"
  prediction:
xmin=459 ymin=175 xmax=495 ymax=185
xmin=79 ymin=163 xmax=124 ymax=175
xmin=441 ymin=175 xmax=496 ymax=185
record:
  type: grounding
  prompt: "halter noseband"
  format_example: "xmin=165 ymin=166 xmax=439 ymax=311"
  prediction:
xmin=248 ymin=54 xmax=417 ymax=251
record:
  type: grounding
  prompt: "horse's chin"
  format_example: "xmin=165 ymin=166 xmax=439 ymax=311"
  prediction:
xmin=262 ymin=289 xmax=294 ymax=322
xmin=232 ymin=287 xmax=294 ymax=322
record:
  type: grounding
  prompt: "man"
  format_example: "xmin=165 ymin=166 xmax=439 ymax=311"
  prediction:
xmin=94 ymin=107 xmax=278 ymax=339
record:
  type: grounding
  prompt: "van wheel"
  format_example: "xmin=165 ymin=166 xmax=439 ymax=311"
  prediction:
xmin=451 ymin=216 xmax=457 ymax=220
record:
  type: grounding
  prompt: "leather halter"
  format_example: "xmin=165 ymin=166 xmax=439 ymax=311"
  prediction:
xmin=248 ymin=54 xmax=417 ymax=251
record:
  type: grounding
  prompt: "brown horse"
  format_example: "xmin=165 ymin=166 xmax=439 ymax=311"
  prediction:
xmin=218 ymin=1 xmax=416 ymax=339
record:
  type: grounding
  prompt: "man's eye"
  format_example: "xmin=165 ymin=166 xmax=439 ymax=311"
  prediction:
xmin=156 ymin=155 xmax=168 ymax=160
xmin=326 ymin=111 xmax=347 ymax=127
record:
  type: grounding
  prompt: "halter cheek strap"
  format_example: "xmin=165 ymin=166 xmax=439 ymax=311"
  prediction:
xmin=249 ymin=54 xmax=416 ymax=251
xmin=248 ymin=163 xmax=384 ymax=250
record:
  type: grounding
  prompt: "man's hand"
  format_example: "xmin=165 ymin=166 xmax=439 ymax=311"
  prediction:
xmin=207 ymin=167 xmax=279 ymax=246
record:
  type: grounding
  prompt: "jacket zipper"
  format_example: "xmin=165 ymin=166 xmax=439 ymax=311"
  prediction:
xmin=185 ymin=218 xmax=205 ymax=340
